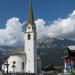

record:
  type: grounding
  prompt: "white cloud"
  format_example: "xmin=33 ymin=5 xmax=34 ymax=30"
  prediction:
xmin=0 ymin=17 xmax=24 ymax=46
xmin=0 ymin=10 xmax=75 ymax=46
xmin=35 ymin=19 xmax=46 ymax=38
xmin=35 ymin=10 xmax=75 ymax=40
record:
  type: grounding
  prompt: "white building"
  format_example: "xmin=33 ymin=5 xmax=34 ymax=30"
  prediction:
xmin=64 ymin=45 xmax=75 ymax=74
xmin=2 ymin=48 xmax=26 ymax=73
xmin=2 ymin=0 xmax=41 ymax=74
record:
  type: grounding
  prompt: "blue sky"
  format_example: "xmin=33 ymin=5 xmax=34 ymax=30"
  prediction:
xmin=0 ymin=0 xmax=75 ymax=46
xmin=0 ymin=0 xmax=75 ymax=28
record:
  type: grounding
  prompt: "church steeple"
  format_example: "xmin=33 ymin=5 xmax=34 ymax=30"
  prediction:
xmin=28 ymin=0 xmax=34 ymax=25
xmin=27 ymin=0 xmax=36 ymax=32
xmin=25 ymin=0 xmax=37 ymax=73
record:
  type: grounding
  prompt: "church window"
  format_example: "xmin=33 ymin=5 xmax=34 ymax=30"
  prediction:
xmin=22 ymin=62 xmax=24 ymax=70
xmin=28 ymin=34 xmax=31 ymax=40
xmin=12 ymin=61 xmax=16 ymax=72
xmin=13 ymin=61 xmax=16 ymax=64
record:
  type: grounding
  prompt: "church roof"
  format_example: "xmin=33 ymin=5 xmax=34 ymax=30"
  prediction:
xmin=28 ymin=0 xmax=34 ymax=25
xmin=10 ymin=48 xmax=25 ymax=55
xmin=68 ymin=46 xmax=75 ymax=51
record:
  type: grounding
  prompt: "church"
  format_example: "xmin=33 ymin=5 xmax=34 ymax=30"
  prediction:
xmin=2 ymin=0 xmax=41 ymax=74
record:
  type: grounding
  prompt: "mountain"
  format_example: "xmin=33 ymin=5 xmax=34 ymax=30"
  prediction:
xmin=0 ymin=37 xmax=75 ymax=67
xmin=37 ymin=36 xmax=75 ymax=48
xmin=37 ymin=36 xmax=75 ymax=66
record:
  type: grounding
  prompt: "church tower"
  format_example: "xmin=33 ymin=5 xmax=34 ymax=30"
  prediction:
xmin=25 ymin=0 xmax=37 ymax=73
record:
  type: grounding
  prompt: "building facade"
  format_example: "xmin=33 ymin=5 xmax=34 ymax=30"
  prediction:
xmin=64 ymin=46 xmax=75 ymax=73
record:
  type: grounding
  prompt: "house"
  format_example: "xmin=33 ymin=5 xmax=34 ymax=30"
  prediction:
xmin=64 ymin=46 xmax=75 ymax=73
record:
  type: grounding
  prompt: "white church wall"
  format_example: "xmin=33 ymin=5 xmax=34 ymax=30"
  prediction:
xmin=3 ymin=55 xmax=26 ymax=73
xmin=25 ymin=32 xmax=37 ymax=73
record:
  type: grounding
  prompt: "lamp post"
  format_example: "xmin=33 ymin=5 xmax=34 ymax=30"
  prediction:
xmin=5 ymin=61 xmax=9 ymax=74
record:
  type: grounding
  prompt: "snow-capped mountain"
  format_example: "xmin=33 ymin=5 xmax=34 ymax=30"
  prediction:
xmin=37 ymin=36 xmax=75 ymax=48
xmin=37 ymin=36 xmax=75 ymax=65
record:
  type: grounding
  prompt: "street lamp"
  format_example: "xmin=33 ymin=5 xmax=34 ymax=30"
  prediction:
xmin=5 ymin=61 xmax=9 ymax=74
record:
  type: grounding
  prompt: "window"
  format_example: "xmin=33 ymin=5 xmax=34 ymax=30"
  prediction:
xmin=12 ymin=61 xmax=16 ymax=72
xmin=28 ymin=34 xmax=31 ymax=40
xmin=22 ymin=62 xmax=24 ymax=70
xmin=13 ymin=61 xmax=16 ymax=64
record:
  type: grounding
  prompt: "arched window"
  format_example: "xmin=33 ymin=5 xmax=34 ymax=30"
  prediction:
xmin=28 ymin=34 xmax=31 ymax=40
xmin=13 ymin=61 xmax=16 ymax=64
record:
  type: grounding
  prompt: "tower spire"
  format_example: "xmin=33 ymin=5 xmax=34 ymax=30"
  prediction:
xmin=28 ymin=0 xmax=34 ymax=25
